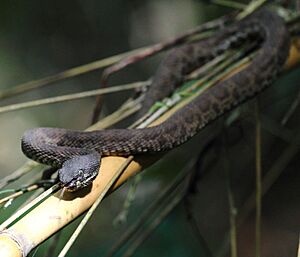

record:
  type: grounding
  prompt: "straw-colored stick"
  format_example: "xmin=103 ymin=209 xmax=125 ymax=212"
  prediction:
xmin=0 ymin=156 xmax=148 ymax=257
xmin=0 ymin=35 xmax=299 ymax=257
xmin=0 ymin=81 xmax=146 ymax=114
xmin=0 ymin=236 xmax=22 ymax=257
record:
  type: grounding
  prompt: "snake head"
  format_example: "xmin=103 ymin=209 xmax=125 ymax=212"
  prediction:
xmin=58 ymin=153 xmax=101 ymax=191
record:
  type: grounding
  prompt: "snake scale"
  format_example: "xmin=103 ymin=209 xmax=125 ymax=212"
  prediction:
xmin=22 ymin=9 xmax=290 ymax=191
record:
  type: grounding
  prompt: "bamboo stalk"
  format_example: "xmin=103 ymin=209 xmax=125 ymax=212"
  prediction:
xmin=0 ymin=236 xmax=22 ymax=257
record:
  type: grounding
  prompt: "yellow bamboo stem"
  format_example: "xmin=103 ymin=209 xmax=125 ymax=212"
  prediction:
xmin=0 ymin=235 xmax=22 ymax=257
xmin=0 ymin=157 xmax=143 ymax=256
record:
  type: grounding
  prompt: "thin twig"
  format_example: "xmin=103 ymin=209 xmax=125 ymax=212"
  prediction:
xmin=211 ymin=0 xmax=246 ymax=9
xmin=255 ymin=100 xmax=262 ymax=257
xmin=0 ymin=185 xmax=38 ymax=205
xmin=0 ymin=180 xmax=56 ymax=206
xmin=237 ymin=0 xmax=268 ymax=19
xmin=189 ymin=47 xmax=256 ymax=94
xmin=228 ymin=186 xmax=238 ymax=257
xmin=0 ymin=81 xmax=146 ymax=114
xmin=222 ymin=133 xmax=238 ymax=257
xmin=186 ymin=53 xmax=229 ymax=80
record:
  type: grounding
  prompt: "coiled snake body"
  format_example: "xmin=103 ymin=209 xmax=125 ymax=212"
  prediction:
xmin=22 ymin=9 xmax=290 ymax=191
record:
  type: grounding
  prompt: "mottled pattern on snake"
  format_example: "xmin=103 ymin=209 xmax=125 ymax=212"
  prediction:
xmin=22 ymin=9 xmax=290 ymax=190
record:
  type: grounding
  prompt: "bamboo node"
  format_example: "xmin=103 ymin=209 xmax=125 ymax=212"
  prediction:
xmin=0 ymin=228 xmax=35 ymax=257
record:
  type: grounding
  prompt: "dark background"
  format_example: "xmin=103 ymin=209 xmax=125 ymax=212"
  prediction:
xmin=0 ymin=1 xmax=299 ymax=257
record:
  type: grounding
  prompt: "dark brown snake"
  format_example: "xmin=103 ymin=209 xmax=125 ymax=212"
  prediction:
xmin=21 ymin=9 xmax=290 ymax=191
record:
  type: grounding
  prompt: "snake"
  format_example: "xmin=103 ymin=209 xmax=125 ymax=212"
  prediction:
xmin=21 ymin=9 xmax=290 ymax=191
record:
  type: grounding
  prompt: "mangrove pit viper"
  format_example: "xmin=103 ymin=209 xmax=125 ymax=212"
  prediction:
xmin=21 ymin=9 xmax=290 ymax=191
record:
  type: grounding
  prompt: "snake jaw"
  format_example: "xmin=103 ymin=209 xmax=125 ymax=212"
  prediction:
xmin=58 ymin=153 xmax=101 ymax=191
xmin=63 ymin=174 xmax=98 ymax=192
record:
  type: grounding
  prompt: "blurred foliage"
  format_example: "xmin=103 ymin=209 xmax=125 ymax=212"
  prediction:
xmin=0 ymin=1 xmax=299 ymax=257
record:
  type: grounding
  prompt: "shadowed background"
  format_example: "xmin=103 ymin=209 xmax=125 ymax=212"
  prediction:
xmin=0 ymin=1 xmax=299 ymax=257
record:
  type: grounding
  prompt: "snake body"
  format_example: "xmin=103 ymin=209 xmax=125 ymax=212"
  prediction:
xmin=22 ymin=9 xmax=290 ymax=190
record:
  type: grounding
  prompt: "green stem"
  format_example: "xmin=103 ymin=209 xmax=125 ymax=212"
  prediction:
xmin=237 ymin=0 xmax=268 ymax=20
xmin=211 ymin=0 xmax=245 ymax=9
